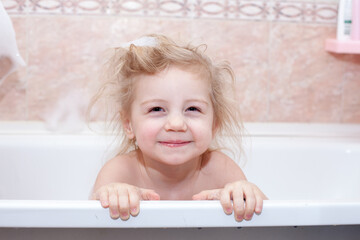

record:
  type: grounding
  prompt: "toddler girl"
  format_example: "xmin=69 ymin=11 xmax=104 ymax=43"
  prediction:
xmin=90 ymin=34 xmax=267 ymax=222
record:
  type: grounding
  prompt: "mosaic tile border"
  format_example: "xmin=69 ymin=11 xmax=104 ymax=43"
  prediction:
xmin=3 ymin=0 xmax=338 ymax=24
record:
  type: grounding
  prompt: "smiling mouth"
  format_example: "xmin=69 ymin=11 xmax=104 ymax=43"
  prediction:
xmin=158 ymin=141 xmax=192 ymax=147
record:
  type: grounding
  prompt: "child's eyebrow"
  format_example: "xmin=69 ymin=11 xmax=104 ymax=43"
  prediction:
xmin=140 ymin=99 xmax=167 ymax=106
xmin=140 ymin=99 xmax=209 ymax=106
xmin=185 ymin=99 xmax=209 ymax=106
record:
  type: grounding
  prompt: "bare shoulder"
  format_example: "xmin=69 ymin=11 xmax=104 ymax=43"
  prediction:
xmin=202 ymin=150 xmax=239 ymax=170
xmin=93 ymin=151 xmax=139 ymax=191
xmin=104 ymin=152 xmax=136 ymax=169
xmin=201 ymin=150 xmax=247 ymax=183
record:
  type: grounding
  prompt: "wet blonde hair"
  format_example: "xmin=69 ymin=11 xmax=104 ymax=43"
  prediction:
xmin=89 ymin=34 xmax=244 ymax=160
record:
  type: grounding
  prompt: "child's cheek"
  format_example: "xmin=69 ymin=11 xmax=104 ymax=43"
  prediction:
xmin=191 ymin=124 xmax=214 ymax=147
xmin=135 ymin=122 xmax=160 ymax=147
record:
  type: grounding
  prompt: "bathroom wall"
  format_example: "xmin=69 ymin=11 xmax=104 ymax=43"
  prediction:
xmin=1 ymin=0 xmax=359 ymax=124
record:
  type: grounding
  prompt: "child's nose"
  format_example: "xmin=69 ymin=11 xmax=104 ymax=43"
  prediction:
xmin=164 ymin=113 xmax=187 ymax=132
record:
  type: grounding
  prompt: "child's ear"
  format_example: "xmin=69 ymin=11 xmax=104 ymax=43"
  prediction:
xmin=123 ymin=119 xmax=135 ymax=140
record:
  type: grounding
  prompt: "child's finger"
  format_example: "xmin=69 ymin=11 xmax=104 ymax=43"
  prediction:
xmin=192 ymin=190 xmax=207 ymax=200
xmin=219 ymin=188 xmax=233 ymax=215
xmin=192 ymin=191 xmax=204 ymax=200
xmin=243 ymin=188 xmax=256 ymax=220
xmin=232 ymin=187 xmax=245 ymax=222
xmin=108 ymin=188 xmax=120 ymax=219
xmin=128 ymin=186 xmax=140 ymax=217
xmin=140 ymin=188 xmax=160 ymax=200
xmin=117 ymin=187 xmax=130 ymax=220
xmin=192 ymin=189 xmax=220 ymax=200
xmin=254 ymin=189 xmax=265 ymax=214
xmin=99 ymin=188 xmax=110 ymax=208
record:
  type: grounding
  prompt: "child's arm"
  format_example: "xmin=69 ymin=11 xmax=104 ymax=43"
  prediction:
xmin=91 ymin=155 xmax=160 ymax=220
xmin=192 ymin=151 xmax=267 ymax=222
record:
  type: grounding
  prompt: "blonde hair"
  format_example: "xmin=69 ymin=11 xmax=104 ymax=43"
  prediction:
xmin=89 ymin=34 xmax=244 ymax=160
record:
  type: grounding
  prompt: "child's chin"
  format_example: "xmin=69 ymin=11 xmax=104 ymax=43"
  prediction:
xmin=154 ymin=154 xmax=197 ymax=166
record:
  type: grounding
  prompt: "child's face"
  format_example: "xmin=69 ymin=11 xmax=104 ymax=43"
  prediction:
xmin=125 ymin=65 xmax=216 ymax=165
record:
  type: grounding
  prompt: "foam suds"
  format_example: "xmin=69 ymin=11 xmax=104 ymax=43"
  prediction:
xmin=44 ymin=89 xmax=90 ymax=133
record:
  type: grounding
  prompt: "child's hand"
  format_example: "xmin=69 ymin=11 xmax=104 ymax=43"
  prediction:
xmin=192 ymin=180 xmax=267 ymax=222
xmin=91 ymin=183 xmax=160 ymax=220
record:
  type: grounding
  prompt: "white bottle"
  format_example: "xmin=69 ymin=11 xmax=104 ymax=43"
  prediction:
xmin=0 ymin=1 xmax=26 ymax=83
xmin=337 ymin=0 xmax=353 ymax=40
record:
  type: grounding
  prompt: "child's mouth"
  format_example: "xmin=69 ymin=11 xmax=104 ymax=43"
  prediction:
xmin=158 ymin=141 xmax=191 ymax=148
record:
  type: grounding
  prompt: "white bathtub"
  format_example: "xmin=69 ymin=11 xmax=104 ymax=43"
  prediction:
xmin=0 ymin=122 xmax=359 ymax=239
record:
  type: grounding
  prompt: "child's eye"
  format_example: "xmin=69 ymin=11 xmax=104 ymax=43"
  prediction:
xmin=186 ymin=106 xmax=201 ymax=112
xmin=149 ymin=107 xmax=164 ymax=112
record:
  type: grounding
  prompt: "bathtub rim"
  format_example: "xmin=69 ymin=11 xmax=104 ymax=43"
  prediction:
xmin=0 ymin=200 xmax=359 ymax=228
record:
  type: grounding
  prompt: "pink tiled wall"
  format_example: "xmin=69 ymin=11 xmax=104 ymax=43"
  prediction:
xmin=1 ymin=0 xmax=360 ymax=123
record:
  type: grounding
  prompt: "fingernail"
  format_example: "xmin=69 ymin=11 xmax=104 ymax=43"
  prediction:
xmin=236 ymin=215 xmax=243 ymax=222
xmin=111 ymin=211 xmax=119 ymax=219
xmin=121 ymin=212 xmax=129 ymax=219
xmin=131 ymin=208 xmax=137 ymax=214
xmin=226 ymin=208 xmax=232 ymax=214
xmin=246 ymin=214 xmax=252 ymax=220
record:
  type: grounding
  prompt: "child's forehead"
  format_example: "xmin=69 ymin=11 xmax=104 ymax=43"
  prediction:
xmin=131 ymin=65 xmax=212 ymax=100
xmin=134 ymin=64 xmax=211 ymax=83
